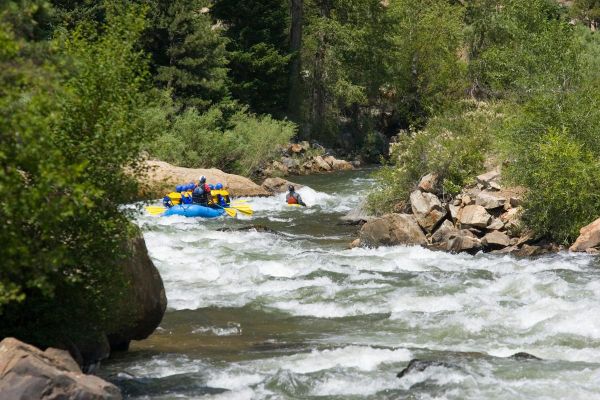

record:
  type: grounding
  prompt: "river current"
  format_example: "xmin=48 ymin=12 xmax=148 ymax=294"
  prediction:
xmin=103 ymin=170 xmax=600 ymax=399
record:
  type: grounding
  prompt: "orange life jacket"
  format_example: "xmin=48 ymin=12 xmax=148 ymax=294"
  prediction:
xmin=287 ymin=193 xmax=298 ymax=204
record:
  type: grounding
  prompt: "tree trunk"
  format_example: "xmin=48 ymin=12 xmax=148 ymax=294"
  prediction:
xmin=288 ymin=0 xmax=303 ymax=121
xmin=310 ymin=0 xmax=331 ymax=139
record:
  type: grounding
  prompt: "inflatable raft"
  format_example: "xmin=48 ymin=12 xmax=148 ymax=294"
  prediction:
xmin=162 ymin=204 xmax=225 ymax=218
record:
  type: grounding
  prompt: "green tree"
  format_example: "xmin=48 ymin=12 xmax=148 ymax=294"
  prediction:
xmin=0 ymin=1 xmax=152 ymax=346
xmin=147 ymin=0 xmax=230 ymax=110
xmin=571 ymin=0 xmax=600 ymax=29
xmin=212 ymin=0 xmax=292 ymax=116
xmin=465 ymin=0 xmax=579 ymax=99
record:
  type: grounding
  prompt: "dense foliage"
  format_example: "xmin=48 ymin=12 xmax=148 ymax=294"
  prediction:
xmin=0 ymin=2 xmax=148 ymax=345
xmin=368 ymin=0 xmax=600 ymax=243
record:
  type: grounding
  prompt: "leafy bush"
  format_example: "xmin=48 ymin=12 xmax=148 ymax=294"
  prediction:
xmin=510 ymin=129 xmax=600 ymax=244
xmin=368 ymin=101 xmax=498 ymax=214
xmin=0 ymin=2 xmax=150 ymax=346
xmin=147 ymin=100 xmax=296 ymax=176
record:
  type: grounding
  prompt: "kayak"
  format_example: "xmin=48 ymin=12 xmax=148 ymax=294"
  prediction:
xmin=162 ymin=204 xmax=225 ymax=218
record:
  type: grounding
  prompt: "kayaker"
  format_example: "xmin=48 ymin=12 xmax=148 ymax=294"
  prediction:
xmin=193 ymin=176 xmax=211 ymax=206
xmin=286 ymin=185 xmax=306 ymax=206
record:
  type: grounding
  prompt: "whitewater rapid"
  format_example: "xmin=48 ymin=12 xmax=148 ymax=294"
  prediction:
xmin=106 ymin=171 xmax=600 ymax=399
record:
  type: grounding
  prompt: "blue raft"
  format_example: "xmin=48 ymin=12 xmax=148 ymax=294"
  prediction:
xmin=162 ymin=204 xmax=225 ymax=218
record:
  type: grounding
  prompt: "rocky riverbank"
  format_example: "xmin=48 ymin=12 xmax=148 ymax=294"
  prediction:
xmin=261 ymin=141 xmax=357 ymax=177
xmin=352 ymin=168 xmax=600 ymax=255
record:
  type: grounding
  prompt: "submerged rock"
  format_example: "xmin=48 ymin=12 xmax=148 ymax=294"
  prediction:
xmin=359 ymin=214 xmax=427 ymax=247
xmin=397 ymin=359 xmax=458 ymax=379
xmin=218 ymin=225 xmax=279 ymax=234
xmin=0 ymin=338 xmax=121 ymax=400
xmin=509 ymin=352 xmax=542 ymax=361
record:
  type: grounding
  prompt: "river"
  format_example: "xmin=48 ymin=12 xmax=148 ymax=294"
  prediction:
xmin=102 ymin=169 xmax=600 ymax=399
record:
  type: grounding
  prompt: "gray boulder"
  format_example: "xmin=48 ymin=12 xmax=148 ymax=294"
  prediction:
xmin=107 ymin=229 xmax=167 ymax=352
xmin=457 ymin=205 xmax=492 ymax=229
xmin=475 ymin=191 xmax=506 ymax=209
xmin=447 ymin=230 xmax=482 ymax=253
xmin=0 ymin=338 xmax=121 ymax=400
xmin=431 ymin=220 xmax=458 ymax=244
xmin=482 ymin=231 xmax=511 ymax=249
xmin=410 ymin=190 xmax=446 ymax=232
xmin=359 ymin=214 xmax=427 ymax=247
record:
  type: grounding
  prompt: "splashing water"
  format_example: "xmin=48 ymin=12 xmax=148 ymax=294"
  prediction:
xmin=103 ymin=170 xmax=600 ymax=399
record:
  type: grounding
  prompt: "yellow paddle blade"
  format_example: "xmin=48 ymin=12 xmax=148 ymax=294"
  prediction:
xmin=231 ymin=205 xmax=253 ymax=215
xmin=223 ymin=207 xmax=237 ymax=217
xmin=145 ymin=206 xmax=166 ymax=215
xmin=231 ymin=199 xmax=248 ymax=203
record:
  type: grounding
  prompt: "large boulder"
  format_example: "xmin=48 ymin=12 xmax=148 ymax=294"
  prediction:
xmin=447 ymin=230 xmax=482 ymax=254
xmin=313 ymin=155 xmax=332 ymax=172
xmin=482 ymin=230 xmax=510 ymax=249
xmin=457 ymin=205 xmax=492 ymax=229
xmin=107 ymin=228 xmax=167 ymax=352
xmin=431 ymin=220 xmax=458 ymax=244
xmin=261 ymin=177 xmax=303 ymax=194
xmin=359 ymin=214 xmax=427 ymax=247
xmin=570 ymin=217 xmax=600 ymax=252
xmin=326 ymin=156 xmax=354 ymax=171
xmin=137 ymin=160 xmax=270 ymax=199
xmin=0 ymin=338 xmax=121 ymax=400
xmin=410 ymin=190 xmax=446 ymax=232
xmin=475 ymin=191 xmax=506 ymax=209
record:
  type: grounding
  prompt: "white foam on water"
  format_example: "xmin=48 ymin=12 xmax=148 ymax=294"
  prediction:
xmin=124 ymin=172 xmax=600 ymax=399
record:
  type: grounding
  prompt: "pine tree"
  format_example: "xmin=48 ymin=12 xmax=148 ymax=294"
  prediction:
xmin=212 ymin=0 xmax=292 ymax=116
xmin=147 ymin=0 xmax=230 ymax=110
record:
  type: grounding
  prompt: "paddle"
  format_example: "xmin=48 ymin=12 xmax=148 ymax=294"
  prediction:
xmin=146 ymin=205 xmax=167 ymax=215
xmin=213 ymin=203 xmax=237 ymax=217
xmin=228 ymin=204 xmax=253 ymax=215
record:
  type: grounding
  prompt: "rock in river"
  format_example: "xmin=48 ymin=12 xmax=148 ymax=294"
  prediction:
xmin=359 ymin=214 xmax=427 ymax=247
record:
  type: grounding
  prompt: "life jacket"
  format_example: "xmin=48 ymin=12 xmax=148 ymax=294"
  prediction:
xmin=287 ymin=193 xmax=298 ymax=204
xmin=192 ymin=185 xmax=210 ymax=205
xmin=180 ymin=192 xmax=193 ymax=204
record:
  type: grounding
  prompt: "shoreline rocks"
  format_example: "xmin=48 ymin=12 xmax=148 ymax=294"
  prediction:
xmin=262 ymin=142 xmax=356 ymax=176
xmin=0 ymin=338 xmax=122 ymax=399
xmin=352 ymin=168 xmax=569 ymax=256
